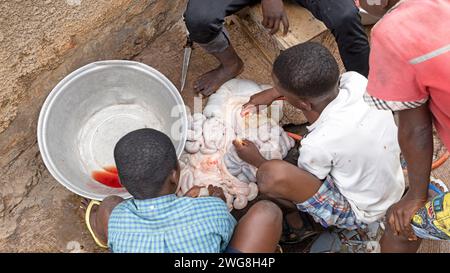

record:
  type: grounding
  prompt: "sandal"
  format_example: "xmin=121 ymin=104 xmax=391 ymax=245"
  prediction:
xmin=429 ymin=176 xmax=449 ymax=196
xmin=279 ymin=216 xmax=319 ymax=245
xmin=85 ymin=200 xmax=108 ymax=249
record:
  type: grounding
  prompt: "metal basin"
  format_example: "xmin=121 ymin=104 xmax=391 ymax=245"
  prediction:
xmin=37 ymin=60 xmax=187 ymax=200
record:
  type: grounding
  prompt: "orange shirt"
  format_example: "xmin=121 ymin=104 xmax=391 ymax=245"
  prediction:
xmin=366 ymin=0 xmax=450 ymax=149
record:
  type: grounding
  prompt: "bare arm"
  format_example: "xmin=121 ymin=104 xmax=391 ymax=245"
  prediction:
xmin=389 ymin=103 xmax=433 ymax=239
xmin=241 ymin=88 xmax=282 ymax=116
xmin=91 ymin=196 xmax=124 ymax=244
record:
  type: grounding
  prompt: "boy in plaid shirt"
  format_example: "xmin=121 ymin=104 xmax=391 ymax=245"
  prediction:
xmin=85 ymin=128 xmax=282 ymax=253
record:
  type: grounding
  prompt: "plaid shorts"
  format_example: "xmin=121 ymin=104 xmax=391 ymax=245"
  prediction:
xmin=296 ymin=177 xmax=366 ymax=230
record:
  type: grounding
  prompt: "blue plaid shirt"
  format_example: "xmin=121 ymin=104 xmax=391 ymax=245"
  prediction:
xmin=108 ymin=194 xmax=237 ymax=253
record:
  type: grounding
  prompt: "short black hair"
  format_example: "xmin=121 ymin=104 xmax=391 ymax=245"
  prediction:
xmin=114 ymin=128 xmax=178 ymax=199
xmin=273 ymin=42 xmax=339 ymax=98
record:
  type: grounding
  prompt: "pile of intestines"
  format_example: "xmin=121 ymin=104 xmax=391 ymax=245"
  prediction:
xmin=177 ymin=79 xmax=295 ymax=210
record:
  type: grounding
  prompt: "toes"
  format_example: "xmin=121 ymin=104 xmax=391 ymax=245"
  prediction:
xmin=194 ymin=76 xmax=209 ymax=93
xmin=80 ymin=198 xmax=90 ymax=210
xmin=201 ymin=85 xmax=215 ymax=96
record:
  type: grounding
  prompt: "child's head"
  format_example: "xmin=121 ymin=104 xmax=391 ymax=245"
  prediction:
xmin=114 ymin=128 xmax=179 ymax=200
xmin=359 ymin=0 xmax=399 ymax=17
xmin=272 ymin=42 xmax=339 ymax=111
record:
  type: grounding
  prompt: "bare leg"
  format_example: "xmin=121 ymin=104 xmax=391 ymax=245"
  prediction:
xmin=194 ymin=44 xmax=244 ymax=96
xmin=380 ymin=223 xmax=422 ymax=253
xmin=265 ymin=197 xmax=304 ymax=229
xmin=184 ymin=0 xmax=255 ymax=95
xmin=257 ymin=160 xmax=322 ymax=203
xmin=229 ymin=200 xmax=283 ymax=253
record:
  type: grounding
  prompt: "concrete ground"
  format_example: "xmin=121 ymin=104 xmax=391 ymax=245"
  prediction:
xmin=2 ymin=20 xmax=449 ymax=253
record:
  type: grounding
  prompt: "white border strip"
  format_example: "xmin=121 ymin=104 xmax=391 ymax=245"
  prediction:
xmin=410 ymin=44 xmax=450 ymax=65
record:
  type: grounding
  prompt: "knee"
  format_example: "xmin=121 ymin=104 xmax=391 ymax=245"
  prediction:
xmin=184 ymin=4 xmax=221 ymax=42
xmin=249 ymin=200 xmax=283 ymax=223
xmin=184 ymin=8 xmax=213 ymax=31
xmin=257 ymin=160 xmax=287 ymax=195
xmin=329 ymin=8 xmax=361 ymax=33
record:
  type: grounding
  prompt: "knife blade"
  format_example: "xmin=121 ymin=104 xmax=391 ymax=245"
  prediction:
xmin=180 ymin=36 xmax=193 ymax=93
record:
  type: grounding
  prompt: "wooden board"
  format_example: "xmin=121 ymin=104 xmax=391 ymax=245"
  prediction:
xmin=233 ymin=2 xmax=327 ymax=63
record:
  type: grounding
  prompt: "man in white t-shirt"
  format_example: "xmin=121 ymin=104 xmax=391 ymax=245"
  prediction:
xmin=233 ymin=42 xmax=405 ymax=230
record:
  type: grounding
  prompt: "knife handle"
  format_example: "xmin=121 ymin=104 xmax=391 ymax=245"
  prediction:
xmin=184 ymin=36 xmax=193 ymax=48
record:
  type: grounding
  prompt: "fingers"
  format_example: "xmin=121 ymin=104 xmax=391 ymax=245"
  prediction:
xmin=211 ymin=186 xmax=226 ymax=202
xmin=270 ymin=18 xmax=281 ymax=35
xmin=264 ymin=14 xmax=288 ymax=35
xmin=207 ymin=185 xmax=214 ymax=195
xmin=233 ymin=139 xmax=256 ymax=151
xmin=232 ymin=139 xmax=244 ymax=148
xmin=241 ymin=139 xmax=253 ymax=146
xmin=401 ymin=212 xmax=418 ymax=241
xmin=388 ymin=209 xmax=400 ymax=236
xmin=266 ymin=17 xmax=274 ymax=30
xmin=185 ymin=186 xmax=201 ymax=197
xmin=262 ymin=14 xmax=268 ymax=28
xmin=241 ymin=104 xmax=254 ymax=117
xmin=393 ymin=211 xmax=402 ymax=236
xmin=282 ymin=14 xmax=289 ymax=36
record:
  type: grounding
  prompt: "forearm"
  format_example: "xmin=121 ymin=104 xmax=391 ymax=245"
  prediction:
xmin=95 ymin=196 xmax=124 ymax=243
xmin=397 ymin=105 xmax=433 ymax=200
xmin=268 ymin=87 xmax=282 ymax=100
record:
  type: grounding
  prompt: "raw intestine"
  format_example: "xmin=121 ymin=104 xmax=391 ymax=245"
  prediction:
xmin=177 ymin=79 xmax=295 ymax=210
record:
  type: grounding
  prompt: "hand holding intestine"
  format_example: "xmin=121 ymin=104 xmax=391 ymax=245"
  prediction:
xmin=176 ymin=80 xmax=295 ymax=210
xmin=232 ymin=139 xmax=267 ymax=168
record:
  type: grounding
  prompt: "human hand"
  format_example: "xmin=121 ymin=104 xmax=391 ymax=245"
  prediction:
xmin=241 ymin=88 xmax=282 ymax=117
xmin=232 ymin=139 xmax=267 ymax=168
xmin=184 ymin=185 xmax=203 ymax=198
xmin=208 ymin=185 xmax=226 ymax=202
xmin=261 ymin=0 xmax=289 ymax=35
xmin=387 ymin=192 xmax=427 ymax=240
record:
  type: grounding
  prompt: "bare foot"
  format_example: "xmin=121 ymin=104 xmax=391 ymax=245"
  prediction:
xmin=194 ymin=59 xmax=243 ymax=96
xmin=285 ymin=211 xmax=304 ymax=229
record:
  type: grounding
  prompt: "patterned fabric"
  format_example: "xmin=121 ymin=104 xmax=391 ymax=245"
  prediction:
xmin=363 ymin=91 xmax=428 ymax=111
xmin=296 ymin=177 xmax=367 ymax=230
xmin=108 ymin=194 xmax=237 ymax=253
xmin=411 ymin=192 xmax=450 ymax=241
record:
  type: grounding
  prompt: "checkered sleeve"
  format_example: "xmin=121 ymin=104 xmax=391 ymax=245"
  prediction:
xmin=363 ymin=91 xmax=428 ymax=111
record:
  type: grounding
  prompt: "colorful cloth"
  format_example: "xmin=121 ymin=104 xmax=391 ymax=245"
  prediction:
xmin=108 ymin=194 xmax=237 ymax=253
xmin=365 ymin=0 xmax=450 ymax=150
xmin=296 ymin=177 xmax=367 ymax=230
xmin=411 ymin=192 xmax=450 ymax=241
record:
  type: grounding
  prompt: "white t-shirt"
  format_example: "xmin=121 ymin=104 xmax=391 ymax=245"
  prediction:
xmin=298 ymin=72 xmax=405 ymax=223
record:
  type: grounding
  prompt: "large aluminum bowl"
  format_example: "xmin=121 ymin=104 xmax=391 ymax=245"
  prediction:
xmin=37 ymin=61 xmax=187 ymax=200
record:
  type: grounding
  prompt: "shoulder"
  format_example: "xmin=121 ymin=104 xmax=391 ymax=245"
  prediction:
xmin=182 ymin=196 xmax=230 ymax=212
xmin=340 ymin=72 xmax=368 ymax=92
xmin=371 ymin=1 xmax=427 ymax=61
xmin=109 ymin=198 xmax=133 ymax=217
xmin=179 ymin=197 xmax=236 ymax=227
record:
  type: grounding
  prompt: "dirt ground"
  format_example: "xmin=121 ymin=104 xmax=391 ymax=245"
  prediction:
xmin=2 ymin=20 xmax=449 ymax=253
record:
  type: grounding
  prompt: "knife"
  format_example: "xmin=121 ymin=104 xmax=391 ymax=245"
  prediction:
xmin=180 ymin=35 xmax=193 ymax=93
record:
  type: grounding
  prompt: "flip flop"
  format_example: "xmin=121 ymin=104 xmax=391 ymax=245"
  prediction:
xmin=279 ymin=217 xmax=319 ymax=245
xmin=429 ymin=176 xmax=449 ymax=196
xmin=85 ymin=200 xmax=108 ymax=249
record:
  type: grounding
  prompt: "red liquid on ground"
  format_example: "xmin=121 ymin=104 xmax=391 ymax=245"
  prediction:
xmin=91 ymin=166 xmax=122 ymax=188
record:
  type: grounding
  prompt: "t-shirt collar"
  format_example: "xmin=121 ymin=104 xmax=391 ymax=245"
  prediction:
xmin=307 ymin=80 xmax=343 ymax=132
xmin=131 ymin=194 xmax=177 ymax=210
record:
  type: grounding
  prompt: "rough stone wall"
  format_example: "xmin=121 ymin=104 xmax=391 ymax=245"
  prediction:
xmin=0 ymin=0 xmax=185 ymax=242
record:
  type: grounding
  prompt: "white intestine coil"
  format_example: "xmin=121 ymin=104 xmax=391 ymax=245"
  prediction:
xmin=177 ymin=79 xmax=295 ymax=210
